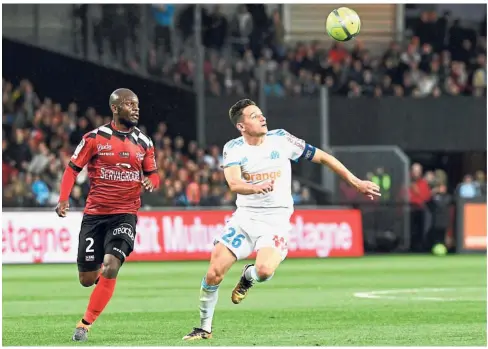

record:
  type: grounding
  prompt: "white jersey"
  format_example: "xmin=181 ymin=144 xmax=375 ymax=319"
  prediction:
xmin=222 ymin=129 xmax=307 ymax=210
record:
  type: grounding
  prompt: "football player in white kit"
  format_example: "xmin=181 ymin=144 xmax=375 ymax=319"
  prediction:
xmin=183 ymin=99 xmax=380 ymax=341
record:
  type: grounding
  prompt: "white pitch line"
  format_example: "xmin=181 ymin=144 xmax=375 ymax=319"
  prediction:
xmin=353 ymin=287 xmax=485 ymax=302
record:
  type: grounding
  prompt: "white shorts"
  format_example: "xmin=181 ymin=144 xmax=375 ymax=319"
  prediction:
xmin=214 ymin=207 xmax=293 ymax=261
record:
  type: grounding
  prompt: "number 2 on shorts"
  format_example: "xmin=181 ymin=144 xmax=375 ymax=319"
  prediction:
xmin=85 ymin=237 xmax=95 ymax=253
xmin=222 ymin=227 xmax=245 ymax=248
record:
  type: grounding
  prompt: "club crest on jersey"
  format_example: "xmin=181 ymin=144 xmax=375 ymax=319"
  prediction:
xmin=116 ymin=163 xmax=132 ymax=169
xmin=270 ymin=151 xmax=280 ymax=160
xmin=136 ymin=152 xmax=144 ymax=161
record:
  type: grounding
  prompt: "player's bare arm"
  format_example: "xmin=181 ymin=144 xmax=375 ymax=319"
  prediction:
xmin=310 ymin=148 xmax=381 ymax=199
xmin=224 ymin=165 xmax=274 ymax=195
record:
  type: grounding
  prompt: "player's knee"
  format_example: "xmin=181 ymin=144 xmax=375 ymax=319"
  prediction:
xmin=79 ymin=275 xmax=97 ymax=287
xmin=255 ymin=263 xmax=275 ymax=280
xmin=206 ymin=266 xmax=226 ymax=285
xmin=102 ymin=255 xmax=122 ymax=279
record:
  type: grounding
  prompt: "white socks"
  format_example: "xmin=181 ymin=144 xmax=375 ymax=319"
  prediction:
xmin=244 ymin=265 xmax=274 ymax=283
xmin=199 ymin=277 xmax=219 ymax=333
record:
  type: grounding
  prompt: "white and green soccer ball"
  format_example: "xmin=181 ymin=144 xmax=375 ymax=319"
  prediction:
xmin=326 ymin=7 xmax=361 ymax=42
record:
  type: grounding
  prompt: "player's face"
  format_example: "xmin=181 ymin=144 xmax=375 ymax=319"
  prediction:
xmin=240 ymin=105 xmax=267 ymax=136
xmin=118 ymin=96 xmax=140 ymax=128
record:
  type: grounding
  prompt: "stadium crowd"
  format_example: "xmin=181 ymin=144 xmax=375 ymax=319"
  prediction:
xmin=141 ymin=6 xmax=487 ymax=98
xmin=70 ymin=5 xmax=486 ymax=98
xmin=2 ymin=79 xmax=317 ymax=208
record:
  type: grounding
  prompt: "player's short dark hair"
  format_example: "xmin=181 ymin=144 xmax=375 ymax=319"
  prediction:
xmin=229 ymin=99 xmax=256 ymax=126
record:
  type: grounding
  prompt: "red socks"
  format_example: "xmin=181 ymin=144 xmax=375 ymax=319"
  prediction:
xmin=83 ymin=275 xmax=117 ymax=324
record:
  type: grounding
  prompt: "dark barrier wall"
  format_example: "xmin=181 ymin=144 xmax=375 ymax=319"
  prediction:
xmin=3 ymin=38 xmax=196 ymax=141
xmin=205 ymin=96 xmax=487 ymax=151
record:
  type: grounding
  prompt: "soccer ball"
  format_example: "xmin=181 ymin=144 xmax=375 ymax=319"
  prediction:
xmin=326 ymin=7 xmax=361 ymax=42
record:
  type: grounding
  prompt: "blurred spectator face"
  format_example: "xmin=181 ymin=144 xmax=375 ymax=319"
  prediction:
xmin=15 ymin=129 xmax=25 ymax=143
xmin=196 ymin=148 xmax=205 ymax=161
xmin=432 ymin=87 xmax=442 ymax=97
xmin=411 ymin=163 xmax=423 ymax=180
xmin=158 ymin=122 xmax=167 ymax=134
xmin=325 ymin=76 xmax=334 ymax=88
xmin=422 ymin=44 xmax=432 ymax=55
xmin=424 ymin=171 xmax=435 ymax=184
xmin=86 ymin=107 xmax=96 ymax=120
xmin=201 ymin=183 xmax=210 ymax=197
xmin=462 ymin=40 xmax=472 ymax=51
xmin=475 ymin=171 xmax=486 ymax=183
xmin=374 ymin=87 xmax=382 ymax=97
xmin=166 ymin=187 xmax=175 ymax=199
xmin=314 ymin=74 xmax=322 ymax=85
xmin=163 ymin=136 xmax=172 ymax=147
xmin=188 ymin=141 xmax=198 ymax=154
xmin=383 ymin=75 xmax=392 ymax=88
xmin=68 ymin=102 xmax=78 ymax=114
xmin=94 ymin=115 xmax=103 ymax=127
xmin=353 ymin=60 xmax=362 ymax=71
xmin=210 ymin=145 xmax=220 ymax=158
xmin=53 ymin=104 xmax=62 ymax=115
xmin=393 ymin=85 xmax=405 ymax=97
xmin=39 ymin=142 xmax=49 ymax=155
xmin=174 ymin=136 xmax=185 ymax=150
xmin=235 ymin=60 xmax=244 ymax=73
xmin=174 ymin=180 xmax=183 ymax=193
xmin=211 ymin=186 xmax=222 ymax=197
xmin=463 ymin=175 xmax=473 ymax=183
xmin=78 ymin=117 xmax=88 ymax=130
xmin=363 ymin=70 xmax=373 ymax=84
xmin=301 ymin=187 xmax=311 ymax=200
xmin=178 ymin=168 xmax=189 ymax=183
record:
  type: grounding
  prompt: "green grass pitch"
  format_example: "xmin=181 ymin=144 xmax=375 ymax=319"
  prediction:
xmin=3 ymin=255 xmax=486 ymax=346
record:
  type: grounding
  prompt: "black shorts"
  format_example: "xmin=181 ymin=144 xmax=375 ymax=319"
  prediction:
xmin=77 ymin=213 xmax=137 ymax=272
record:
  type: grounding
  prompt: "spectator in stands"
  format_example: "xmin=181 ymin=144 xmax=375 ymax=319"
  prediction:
xmin=230 ymin=5 xmax=253 ymax=56
xmin=408 ymin=163 xmax=432 ymax=252
xmin=152 ymin=4 xmax=175 ymax=56
xmin=204 ymin=5 xmax=228 ymax=51
xmin=427 ymin=183 xmax=451 ymax=251
xmin=458 ymin=174 xmax=478 ymax=198
xmin=474 ymin=170 xmax=487 ymax=196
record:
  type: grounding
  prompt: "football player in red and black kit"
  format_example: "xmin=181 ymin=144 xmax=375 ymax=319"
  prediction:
xmin=55 ymin=88 xmax=159 ymax=342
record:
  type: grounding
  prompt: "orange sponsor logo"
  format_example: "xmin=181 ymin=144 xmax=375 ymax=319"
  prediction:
xmin=464 ymin=203 xmax=487 ymax=249
xmin=242 ymin=170 xmax=281 ymax=182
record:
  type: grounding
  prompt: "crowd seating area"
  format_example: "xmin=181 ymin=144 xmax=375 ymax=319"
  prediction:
xmin=2 ymin=79 xmax=316 ymax=208
xmin=142 ymin=7 xmax=487 ymax=98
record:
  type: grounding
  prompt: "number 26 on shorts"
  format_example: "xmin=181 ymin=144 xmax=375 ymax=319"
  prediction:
xmin=222 ymin=227 xmax=245 ymax=248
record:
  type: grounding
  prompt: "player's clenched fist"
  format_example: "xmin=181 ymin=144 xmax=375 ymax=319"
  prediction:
xmin=55 ymin=200 xmax=70 ymax=217
xmin=253 ymin=180 xmax=274 ymax=194
xmin=356 ymin=180 xmax=381 ymax=200
xmin=141 ymin=177 xmax=155 ymax=192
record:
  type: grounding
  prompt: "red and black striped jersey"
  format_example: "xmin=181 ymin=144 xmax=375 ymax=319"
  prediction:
xmin=70 ymin=122 xmax=157 ymax=215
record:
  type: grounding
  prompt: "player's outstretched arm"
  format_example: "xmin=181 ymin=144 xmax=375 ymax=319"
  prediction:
xmin=224 ymin=165 xmax=273 ymax=195
xmin=310 ymin=148 xmax=381 ymax=200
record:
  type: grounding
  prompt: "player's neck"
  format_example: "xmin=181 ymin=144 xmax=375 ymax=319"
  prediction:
xmin=112 ymin=120 xmax=132 ymax=133
xmin=242 ymin=134 xmax=265 ymax=146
